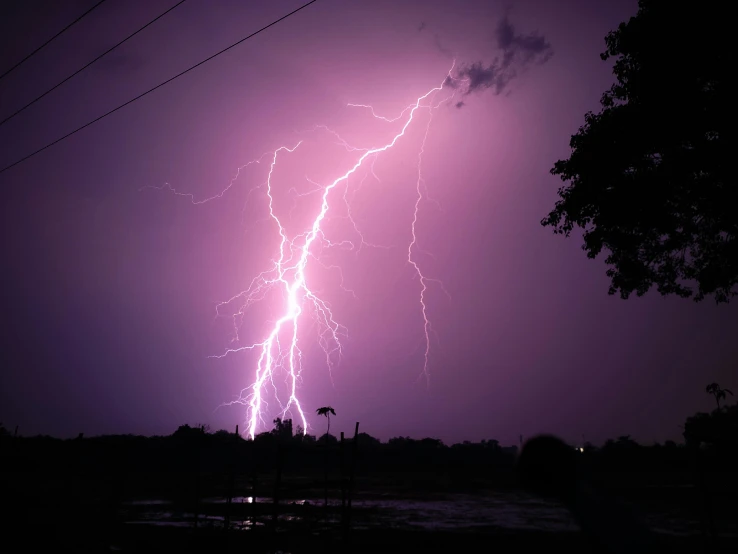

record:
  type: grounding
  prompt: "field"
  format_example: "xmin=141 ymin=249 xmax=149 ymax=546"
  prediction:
xmin=3 ymin=465 xmax=737 ymax=553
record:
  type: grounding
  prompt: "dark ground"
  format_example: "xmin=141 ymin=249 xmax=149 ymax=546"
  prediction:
xmin=2 ymin=428 xmax=738 ymax=553
xmin=112 ymin=525 xmax=736 ymax=554
xmin=2 ymin=468 xmax=737 ymax=553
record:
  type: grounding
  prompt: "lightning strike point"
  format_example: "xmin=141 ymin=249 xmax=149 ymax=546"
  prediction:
xmin=149 ymin=64 xmax=460 ymax=439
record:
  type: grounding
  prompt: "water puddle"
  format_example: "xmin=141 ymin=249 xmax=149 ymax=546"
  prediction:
xmin=122 ymin=492 xmax=708 ymax=536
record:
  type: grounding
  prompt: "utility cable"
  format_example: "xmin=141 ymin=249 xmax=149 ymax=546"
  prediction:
xmin=0 ymin=0 xmax=189 ymax=129
xmin=0 ymin=0 xmax=318 ymax=176
xmin=0 ymin=0 xmax=110 ymax=82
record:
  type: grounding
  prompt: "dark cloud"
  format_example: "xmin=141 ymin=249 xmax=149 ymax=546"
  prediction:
xmin=449 ymin=14 xmax=553 ymax=98
xmin=496 ymin=14 xmax=553 ymax=68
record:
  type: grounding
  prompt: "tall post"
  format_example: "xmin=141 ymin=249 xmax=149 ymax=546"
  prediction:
xmin=224 ymin=424 xmax=238 ymax=531
xmin=251 ymin=473 xmax=257 ymax=528
xmin=193 ymin=429 xmax=202 ymax=530
xmin=323 ymin=439 xmax=329 ymax=522
xmin=272 ymin=442 xmax=283 ymax=533
xmin=340 ymin=432 xmax=346 ymax=526
xmin=694 ymin=447 xmax=716 ymax=549
xmin=346 ymin=422 xmax=360 ymax=535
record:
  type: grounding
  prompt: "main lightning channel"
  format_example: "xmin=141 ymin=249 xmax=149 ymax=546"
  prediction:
xmin=153 ymin=65 xmax=459 ymax=439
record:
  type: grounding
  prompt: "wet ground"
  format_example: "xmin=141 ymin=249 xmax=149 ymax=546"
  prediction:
xmin=104 ymin=490 xmax=738 ymax=554
xmin=3 ymin=474 xmax=737 ymax=553
xmin=120 ymin=489 xmax=717 ymax=537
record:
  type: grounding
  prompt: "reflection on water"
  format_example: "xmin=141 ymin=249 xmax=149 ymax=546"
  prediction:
xmin=350 ymin=494 xmax=577 ymax=531
xmin=204 ymin=496 xmax=264 ymax=504
xmin=121 ymin=492 xmax=707 ymax=536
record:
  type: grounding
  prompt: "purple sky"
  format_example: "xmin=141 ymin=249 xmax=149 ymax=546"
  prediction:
xmin=1 ymin=0 xmax=736 ymax=446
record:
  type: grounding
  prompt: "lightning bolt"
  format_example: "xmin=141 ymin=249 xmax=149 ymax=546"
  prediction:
xmin=146 ymin=64 xmax=463 ymax=439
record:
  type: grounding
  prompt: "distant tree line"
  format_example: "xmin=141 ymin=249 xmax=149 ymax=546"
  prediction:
xmin=1 ymin=399 xmax=736 ymax=488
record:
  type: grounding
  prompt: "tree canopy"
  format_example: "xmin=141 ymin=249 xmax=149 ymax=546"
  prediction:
xmin=542 ymin=1 xmax=734 ymax=302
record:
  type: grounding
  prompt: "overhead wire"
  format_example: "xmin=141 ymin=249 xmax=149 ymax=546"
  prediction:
xmin=0 ymin=0 xmax=189 ymax=129
xmin=0 ymin=0 xmax=318 ymax=176
xmin=0 ymin=0 xmax=110 ymax=82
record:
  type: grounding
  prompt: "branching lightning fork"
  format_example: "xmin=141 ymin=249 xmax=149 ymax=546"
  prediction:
xmin=147 ymin=65 xmax=461 ymax=439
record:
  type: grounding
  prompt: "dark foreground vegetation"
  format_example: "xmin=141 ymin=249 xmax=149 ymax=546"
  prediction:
xmin=1 ymin=402 xmax=737 ymax=553
xmin=543 ymin=0 xmax=735 ymax=304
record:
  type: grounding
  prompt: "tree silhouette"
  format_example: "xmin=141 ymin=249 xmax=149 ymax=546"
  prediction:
xmin=315 ymin=406 xmax=335 ymax=436
xmin=315 ymin=406 xmax=336 ymax=515
xmin=542 ymin=1 xmax=735 ymax=303
xmin=272 ymin=417 xmax=293 ymax=441
xmin=684 ymin=404 xmax=738 ymax=449
xmin=706 ymin=382 xmax=734 ymax=409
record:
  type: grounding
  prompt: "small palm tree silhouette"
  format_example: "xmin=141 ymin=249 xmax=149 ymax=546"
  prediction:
xmin=316 ymin=406 xmax=336 ymax=436
xmin=706 ymin=383 xmax=733 ymax=409
xmin=315 ymin=406 xmax=336 ymax=514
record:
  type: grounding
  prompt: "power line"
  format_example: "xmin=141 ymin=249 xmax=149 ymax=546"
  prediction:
xmin=0 ymin=0 xmax=110 ymax=82
xmin=0 ymin=0 xmax=189 ymax=129
xmin=0 ymin=0 xmax=318 ymax=176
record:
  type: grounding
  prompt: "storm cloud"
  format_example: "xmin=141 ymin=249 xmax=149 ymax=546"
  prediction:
xmin=450 ymin=14 xmax=553 ymax=96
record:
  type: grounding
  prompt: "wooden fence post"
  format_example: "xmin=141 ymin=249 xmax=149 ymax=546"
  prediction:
xmin=345 ymin=422 xmax=360 ymax=538
xmin=251 ymin=473 xmax=258 ymax=528
xmin=193 ymin=427 xmax=202 ymax=530
xmin=272 ymin=442 xmax=283 ymax=532
xmin=340 ymin=432 xmax=346 ymax=527
xmin=224 ymin=424 xmax=238 ymax=531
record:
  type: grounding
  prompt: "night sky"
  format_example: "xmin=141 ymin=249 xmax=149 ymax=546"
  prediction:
xmin=1 ymin=0 xmax=736 ymax=445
